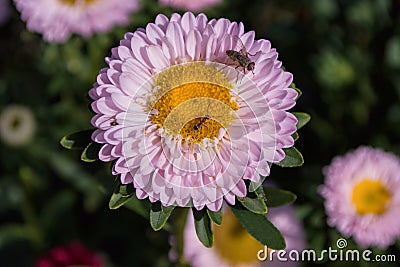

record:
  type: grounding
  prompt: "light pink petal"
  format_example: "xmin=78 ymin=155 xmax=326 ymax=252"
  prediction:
xmin=146 ymin=23 xmax=165 ymax=45
xmin=145 ymin=45 xmax=170 ymax=70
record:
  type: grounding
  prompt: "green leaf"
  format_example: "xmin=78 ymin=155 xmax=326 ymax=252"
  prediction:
xmin=117 ymin=183 xmax=134 ymax=197
xmin=292 ymin=132 xmax=299 ymax=141
xmin=230 ymin=204 xmax=285 ymax=250
xmin=123 ymin=194 xmax=151 ymax=219
xmin=193 ymin=209 xmax=213 ymax=247
xmin=109 ymin=180 xmax=134 ymax=209
xmin=237 ymin=196 xmax=267 ymax=214
xmin=292 ymin=112 xmax=311 ymax=130
xmin=81 ymin=142 xmax=102 ymax=162
xmin=207 ymin=209 xmax=222 ymax=225
xmin=60 ymin=129 xmax=94 ymax=150
xmin=0 ymin=224 xmax=30 ymax=248
xmin=109 ymin=193 xmax=133 ymax=209
xmin=290 ymin=83 xmax=302 ymax=100
xmin=150 ymin=202 xmax=175 ymax=231
xmin=250 ymin=181 xmax=267 ymax=200
xmin=264 ymin=187 xmax=297 ymax=208
xmin=276 ymin=147 xmax=304 ymax=167
xmin=109 ymin=179 xmax=141 ymax=213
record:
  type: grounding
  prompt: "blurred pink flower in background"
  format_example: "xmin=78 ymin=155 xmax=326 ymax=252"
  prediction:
xmin=14 ymin=0 xmax=139 ymax=42
xmin=182 ymin=205 xmax=306 ymax=267
xmin=320 ymin=146 xmax=400 ymax=249
xmin=159 ymin=0 xmax=222 ymax=11
xmin=35 ymin=241 xmax=104 ymax=267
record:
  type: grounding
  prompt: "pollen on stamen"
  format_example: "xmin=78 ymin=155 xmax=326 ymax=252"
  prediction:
xmin=149 ymin=62 xmax=239 ymax=143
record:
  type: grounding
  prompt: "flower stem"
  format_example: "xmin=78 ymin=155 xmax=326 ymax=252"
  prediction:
xmin=174 ymin=207 xmax=189 ymax=267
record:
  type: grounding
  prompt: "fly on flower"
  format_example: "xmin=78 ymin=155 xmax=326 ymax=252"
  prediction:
xmin=193 ymin=115 xmax=211 ymax=131
xmin=226 ymin=36 xmax=261 ymax=75
xmin=192 ymin=100 xmax=211 ymax=131
xmin=110 ymin=119 xmax=118 ymax=126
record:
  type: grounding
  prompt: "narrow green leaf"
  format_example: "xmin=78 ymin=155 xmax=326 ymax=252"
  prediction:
xmin=207 ymin=209 xmax=222 ymax=225
xmin=109 ymin=193 xmax=132 ymax=209
xmin=230 ymin=204 xmax=286 ymax=250
xmin=290 ymin=83 xmax=302 ymax=100
xmin=150 ymin=202 xmax=175 ymax=231
xmin=276 ymin=147 xmax=304 ymax=167
xmin=113 ymin=178 xmax=135 ymax=196
xmin=109 ymin=180 xmax=135 ymax=209
xmin=118 ymin=183 xmax=134 ymax=197
xmin=123 ymin=195 xmax=151 ymax=220
xmin=81 ymin=142 xmax=102 ymax=162
xmin=250 ymin=181 xmax=267 ymax=201
xmin=60 ymin=129 xmax=93 ymax=150
xmin=109 ymin=176 xmax=148 ymax=217
xmin=193 ymin=209 xmax=213 ymax=248
xmin=292 ymin=132 xmax=299 ymax=142
xmin=264 ymin=187 xmax=297 ymax=208
xmin=292 ymin=112 xmax=311 ymax=130
xmin=0 ymin=224 xmax=30 ymax=248
xmin=237 ymin=196 xmax=267 ymax=214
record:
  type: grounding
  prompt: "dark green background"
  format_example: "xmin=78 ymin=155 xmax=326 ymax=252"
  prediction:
xmin=1 ymin=0 xmax=400 ymax=266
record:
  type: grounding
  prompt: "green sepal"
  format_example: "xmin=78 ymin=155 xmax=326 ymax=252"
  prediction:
xmin=230 ymin=203 xmax=286 ymax=250
xmin=193 ymin=208 xmax=213 ymax=248
xmin=60 ymin=129 xmax=94 ymax=150
xmin=276 ymin=147 xmax=304 ymax=167
xmin=237 ymin=196 xmax=267 ymax=214
xmin=81 ymin=142 xmax=102 ymax=162
xmin=109 ymin=180 xmax=135 ymax=210
xmin=122 ymin=195 xmax=151 ymax=220
xmin=150 ymin=202 xmax=175 ymax=231
xmin=290 ymin=83 xmax=302 ymax=100
xmin=207 ymin=208 xmax=222 ymax=225
xmin=292 ymin=112 xmax=311 ymax=130
xmin=250 ymin=181 xmax=267 ymax=201
xmin=109 ymin=193 xmax=132 ymax=210
xmin=264 ymin=187 xmax=297 ymax=208
xmin=292 ymin=132 xmax=299 ymax=142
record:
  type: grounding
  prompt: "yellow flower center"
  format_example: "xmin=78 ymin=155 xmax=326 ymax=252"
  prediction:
xmin=214 ymin=210 xmax=263 ymax=265
xmin=59 ymin=0 xmax=96 ymax=5
xmin=150 ymin=62 xmax=238 ymax=143
xmin=351 ymin=179 xmax=391 ymax=215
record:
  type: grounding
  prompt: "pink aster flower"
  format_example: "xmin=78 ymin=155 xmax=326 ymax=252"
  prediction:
xmin=182 ymin=206 xmax=306 ymax=267
xmin=0 ymin=0 xmax=11 ymax=26
xmin=14 ymin=0 xmax=139 ymax=42
xmin=320 ymin=146 xmax=400 ymax=249
xmin=89 ymin=12 xmax=298 ymax=211
xmin=35 ymin=241 xmax=104 ymax=267
xmin=159 ymin=0 xmax=222 ymax=12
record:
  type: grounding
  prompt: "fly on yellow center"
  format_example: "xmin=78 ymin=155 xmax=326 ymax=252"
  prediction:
xmin=214 ymin=210 xmax=264 ymax=265
xmin=351 ymin=179 xmax=391 ymax=215
xmin=150 ymin=62 xmax=239 ymax=144
xmin=59 ymin=0 xmax=96 ymax=5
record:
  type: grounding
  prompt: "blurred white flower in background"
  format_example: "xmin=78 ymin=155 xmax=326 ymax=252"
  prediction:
xmin=0 ymin=105 xmax=36 ymax=147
